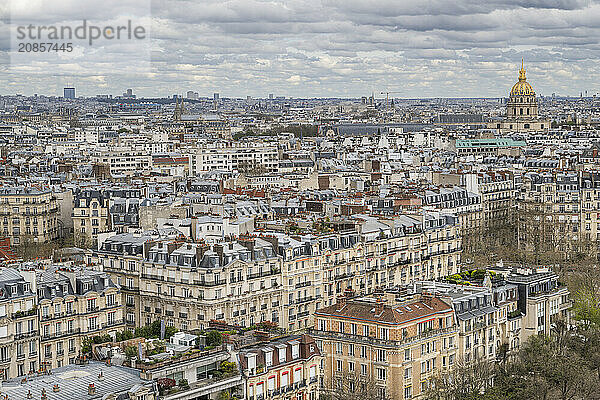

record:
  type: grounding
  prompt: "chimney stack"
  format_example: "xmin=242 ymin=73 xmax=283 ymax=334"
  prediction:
xmin=375 ymin=296 xmax=385 ymax=315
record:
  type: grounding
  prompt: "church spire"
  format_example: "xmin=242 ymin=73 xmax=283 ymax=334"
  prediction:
xmin=519 ymin=59 xmax=526 ymax=81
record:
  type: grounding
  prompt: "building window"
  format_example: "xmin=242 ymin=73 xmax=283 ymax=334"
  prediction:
xmin=88 ymin=317 xmax=98 ymax=331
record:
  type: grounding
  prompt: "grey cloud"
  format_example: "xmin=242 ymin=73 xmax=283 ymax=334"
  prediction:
xmin=2 ymin=0 xmax=600 ymax=97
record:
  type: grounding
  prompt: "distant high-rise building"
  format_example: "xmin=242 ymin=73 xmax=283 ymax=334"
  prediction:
xmin=123 ymin=88 xmax=136 ymax=99
xmin=269 ymin=93 xmax=274 ymax=100
xmin=213 ymin=93 xmax=220 ymax=101
xmin=186 ymin=90 xmax=198 ymax=100
xmin=63 ymin=87 xmax=75 ymax=99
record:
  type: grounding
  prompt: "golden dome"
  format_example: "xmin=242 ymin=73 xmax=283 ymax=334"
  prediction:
xmin=510 ymin=59 xmax=535 ymax=97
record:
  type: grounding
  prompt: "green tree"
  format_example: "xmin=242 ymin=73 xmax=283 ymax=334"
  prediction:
xmin=219 ymin=361 xmax=237 ymax=376
xmin=425 ymin=357 xmax=495 ymax=400
xmin=125 ymin=346 xmax=137 ymax=360
xmin=206 ymin=330 xmax=223 ymax=347
xmin=323 ymin=371 xmax=389 ymax=400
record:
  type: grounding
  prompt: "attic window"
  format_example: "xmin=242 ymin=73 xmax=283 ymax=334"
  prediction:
xmin=247 ymin=353 xmax=257 ymax=370
xmin=278 ymin=346 xmax=286 ymax=362
xmin=291 ymin=342 xmax=300 ymax=359
xmin=264 ymin=349 xmax=273 ymax=367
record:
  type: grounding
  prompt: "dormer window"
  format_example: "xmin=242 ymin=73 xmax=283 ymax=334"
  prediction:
xmin=247 ymin=353 xmax=257 ymax=374
xmin=278 ymin=346 xmax=286 ymax=363
xmin=291 ymin=342 xmax=299 ymax=359
xmin=264 ymin=349 xmax=273 ymax=367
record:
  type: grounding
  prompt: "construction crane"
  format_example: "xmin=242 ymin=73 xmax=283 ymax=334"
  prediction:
xmin=380 ymin=91 xmax=402 ymax=111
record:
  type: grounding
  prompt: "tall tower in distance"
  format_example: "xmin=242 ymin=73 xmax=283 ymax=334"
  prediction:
xmin=63 ymin=87 xmax=75 ymax=99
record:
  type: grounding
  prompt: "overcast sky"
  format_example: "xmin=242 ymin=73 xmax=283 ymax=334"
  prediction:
xmin=1 ymin=0 xmax=599 ymax=98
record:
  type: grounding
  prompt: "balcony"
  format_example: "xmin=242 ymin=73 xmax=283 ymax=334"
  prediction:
xmin=294 ymin=296 xmax=314 ymax=305
xmin=14 ymin=331 xmax=37 ymax=340
xmin=141 ymin=273 xmax=164 ymax=281
xmin=41 ymin=328 xmax=81 ymax=341
xmin=307 ymin=326 xmax=458 ymax=348
xmin=103 ymin=319 xmax=124 ymax=329
xmin=295 ymin=281 xmax=312 ymax=289
xmin=193 ymin=279 xmax=227 ymax=287
xmin=12 ymin=308 xmax=37 ymax=319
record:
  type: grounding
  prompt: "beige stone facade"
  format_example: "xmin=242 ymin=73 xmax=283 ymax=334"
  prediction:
xmin=0 ymin=187 xmax=60 ymax=245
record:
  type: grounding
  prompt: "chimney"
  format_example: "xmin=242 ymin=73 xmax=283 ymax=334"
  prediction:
xmin=375 ymin=296 xmax=385 ymax=315
xmin=343 ymin=287 xmax=355 ymax=298
xmin=239 ymin=237 xmax=255 ymax=253
xmin=195 ymin=243 xmax=208 ymax=261
xmin=337 ymin=295 xmax=346 ymax=308
xmin=214 ymin=243 xmax=224 ymax=259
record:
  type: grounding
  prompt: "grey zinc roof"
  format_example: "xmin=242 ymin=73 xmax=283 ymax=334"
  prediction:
xmin=1 ymin=361 xmax=151 ymax=400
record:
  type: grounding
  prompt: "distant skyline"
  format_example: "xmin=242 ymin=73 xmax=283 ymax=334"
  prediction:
xmin=2 ymin=0 xmax=600 ymax=98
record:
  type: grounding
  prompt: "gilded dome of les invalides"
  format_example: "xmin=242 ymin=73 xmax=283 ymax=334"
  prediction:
xmin=510 ymin=60 xmax=535 ymax=97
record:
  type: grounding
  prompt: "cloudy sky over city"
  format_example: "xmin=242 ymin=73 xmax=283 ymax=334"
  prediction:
xmin=1 ymin=0 xmax=599 ymax=98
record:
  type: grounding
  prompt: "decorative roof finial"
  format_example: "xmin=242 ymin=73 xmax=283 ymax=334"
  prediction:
xmin=519 ymin=59 xmax=526 ymax=81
